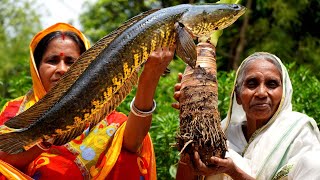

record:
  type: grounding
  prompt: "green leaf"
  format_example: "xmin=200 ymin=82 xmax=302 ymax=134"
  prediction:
xmin=169 ymin=164 xmax=178 ymax=178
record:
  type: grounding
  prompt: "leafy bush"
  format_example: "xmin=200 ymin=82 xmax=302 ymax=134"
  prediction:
xmin=0 ymin=70 xmax=32 ymax=108
xmin=287 ymin=63 xmax=320 ymax=126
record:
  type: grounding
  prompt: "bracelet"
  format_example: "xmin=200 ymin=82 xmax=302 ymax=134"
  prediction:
xmin=130 ymin=97 xmax=156 ymax=117
xmin=36 ymin=142 xmax=52 ymax=151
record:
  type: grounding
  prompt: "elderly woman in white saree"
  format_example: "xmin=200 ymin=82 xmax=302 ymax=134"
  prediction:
xmin=175 ymin=52 xmax=320 ymax=180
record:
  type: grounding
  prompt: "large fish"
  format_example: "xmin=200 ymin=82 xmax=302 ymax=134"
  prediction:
xmin=0 ymin=4 xmax=245 ymax=154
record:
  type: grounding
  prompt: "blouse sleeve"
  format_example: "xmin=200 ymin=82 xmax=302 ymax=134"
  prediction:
xmin=0 ymin=97 xmax=24 ymax=125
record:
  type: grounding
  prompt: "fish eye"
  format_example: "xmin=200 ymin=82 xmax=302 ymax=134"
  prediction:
xmin=231 ymin=4 xmax=241 ymax=10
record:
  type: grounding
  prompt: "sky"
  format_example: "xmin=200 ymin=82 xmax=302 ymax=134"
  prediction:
xmin=37 ymin=0 xmax=88 ymax=30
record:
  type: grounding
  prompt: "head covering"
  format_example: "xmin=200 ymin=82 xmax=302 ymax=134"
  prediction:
xmin=222 ymin=52 xmax=320 ymax=179
xmin=223 ymin=52 xmax=292 ymax=134
xmin=29 ymin=23 xmax=90 ymax=102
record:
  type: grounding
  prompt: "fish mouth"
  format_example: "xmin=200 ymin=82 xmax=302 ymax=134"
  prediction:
xmin=235 ymin=6 xmax=246 ymax=20
xmin=233 ymin=4 xmax=246 ymax=16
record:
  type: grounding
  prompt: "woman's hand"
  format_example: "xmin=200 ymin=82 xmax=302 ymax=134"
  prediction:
xmin=141 ymin=46 xmax=175 ymax=79
xmin=179 ymin=152 xmax=234 ymax=176
xmin=194 ymin=152 xmax=236 ymax=176
xmin=172 ymin=73 xmax=182 ymax=110
xmin=177 ymin=152 xmax=255 ymax=180
xmin=135 ymin=46 xmax=176 ymax=110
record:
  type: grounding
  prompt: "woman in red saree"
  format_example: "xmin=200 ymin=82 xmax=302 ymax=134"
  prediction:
xmin=0 ymin=22 xmax=174 ymax=180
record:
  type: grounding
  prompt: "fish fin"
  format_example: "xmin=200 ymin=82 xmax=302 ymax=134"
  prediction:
xmin=116 ymin=8 xmax=160 ymax=32
xmin=175 ymin=22 xmax=197 ymax=68
xmin=52 ymin=71 xmax=139 ymax=146
xmin=4 ymin=10 xmax=159 ymax=129
xmin=0 ymin=131 xmax=36 ymax=154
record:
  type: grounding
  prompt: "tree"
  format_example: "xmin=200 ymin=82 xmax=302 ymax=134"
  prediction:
xmin=217 ymin=0 xmax=320 ymax=74
xmin=80 ymin=0 xmax=148 ymax=42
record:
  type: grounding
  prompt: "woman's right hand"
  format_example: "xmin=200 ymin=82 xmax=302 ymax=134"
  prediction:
xmin=192 ymin=151 xmax=236 ymax=176
xmin=178 ymin=152 xmax=235 ymax=177
xmin=177 ymin=151 xmax=255 ymax=180
xmin=172 ymin=73 xmax=183 ymax=110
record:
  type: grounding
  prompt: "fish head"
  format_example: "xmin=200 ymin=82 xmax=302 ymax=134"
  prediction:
xmin=179 ymin=4 xmax=246 ymax=37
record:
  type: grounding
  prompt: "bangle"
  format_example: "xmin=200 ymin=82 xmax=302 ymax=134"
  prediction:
xmin=36 ymin=142 xmax=52 ymax=151
xmin=130 ymin=97 xmax=156 ymax=117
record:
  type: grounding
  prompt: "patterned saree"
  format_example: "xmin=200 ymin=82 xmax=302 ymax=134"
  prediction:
xmin=0 ymin=23 xmax=156 ymax=180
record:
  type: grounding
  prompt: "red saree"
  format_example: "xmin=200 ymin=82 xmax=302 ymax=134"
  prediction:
xmin=0 ymin=98 xmax=156 ymax=180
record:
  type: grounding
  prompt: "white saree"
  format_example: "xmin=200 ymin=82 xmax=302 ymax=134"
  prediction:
xmin=207 ymin=52 xmax=320 ymax=180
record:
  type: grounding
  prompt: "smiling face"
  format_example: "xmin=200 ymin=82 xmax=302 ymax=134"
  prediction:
xmin=236 ymin=59 xmax=283 ymax=126
xmin=38 ymin=36 xmax=81 ymax=92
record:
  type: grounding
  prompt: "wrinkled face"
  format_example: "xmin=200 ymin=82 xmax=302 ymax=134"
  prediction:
xmin=236 ymin=60 xmax=283 ymax=125
xmin=38 ymin=36 xmax=81 ymax=92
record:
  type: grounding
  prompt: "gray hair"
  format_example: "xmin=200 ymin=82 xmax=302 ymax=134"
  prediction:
xmin=235 ymin=52 xmax=283 ymax=94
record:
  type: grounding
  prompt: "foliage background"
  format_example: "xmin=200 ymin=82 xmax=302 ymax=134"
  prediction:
xmin=1 ymin=0 xmax=319 ymax=179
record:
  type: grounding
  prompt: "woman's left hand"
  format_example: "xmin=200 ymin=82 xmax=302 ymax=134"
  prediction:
xmin=172 ymin=73 xmax=182 ymax=110
xmin=179 ymin=151 xmax=236 ymax=177
xmin=140 ymin=46 xmax=175 ymax=80
xmin=136 ymin=46 xmax=176 ymax=106
xmin=194 ymin=152 xmax=236 ymax=176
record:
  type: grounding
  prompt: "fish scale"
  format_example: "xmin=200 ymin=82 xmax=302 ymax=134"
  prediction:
xmin=0 ymin=3 xmax=245 ymax=154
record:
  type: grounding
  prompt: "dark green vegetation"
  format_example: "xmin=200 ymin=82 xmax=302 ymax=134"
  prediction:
xmin=1 ymin=0 xmax=319 ymax=179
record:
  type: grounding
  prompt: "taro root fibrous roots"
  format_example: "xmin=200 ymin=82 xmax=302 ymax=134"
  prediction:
xmin=177 ymin=42 xmax=227 ymax=166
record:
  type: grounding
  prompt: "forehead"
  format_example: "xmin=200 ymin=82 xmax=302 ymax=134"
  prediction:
xmin=244 ymin=59 xmax=282 ymax=78
xmin=47 ymin=36 xmax=76 ymax=45
xmin=45 ymin=37 xmax=80 ymax=52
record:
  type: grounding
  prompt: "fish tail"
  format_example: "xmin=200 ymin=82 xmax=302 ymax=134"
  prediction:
xmin=0 ymin=132 xmax=33 ymax=154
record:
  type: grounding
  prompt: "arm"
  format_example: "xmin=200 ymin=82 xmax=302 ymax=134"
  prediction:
xmin=0 ymin=144 xmax=48 ymax=170
xmin=123 ymin=46 xmax=175 ymax=152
